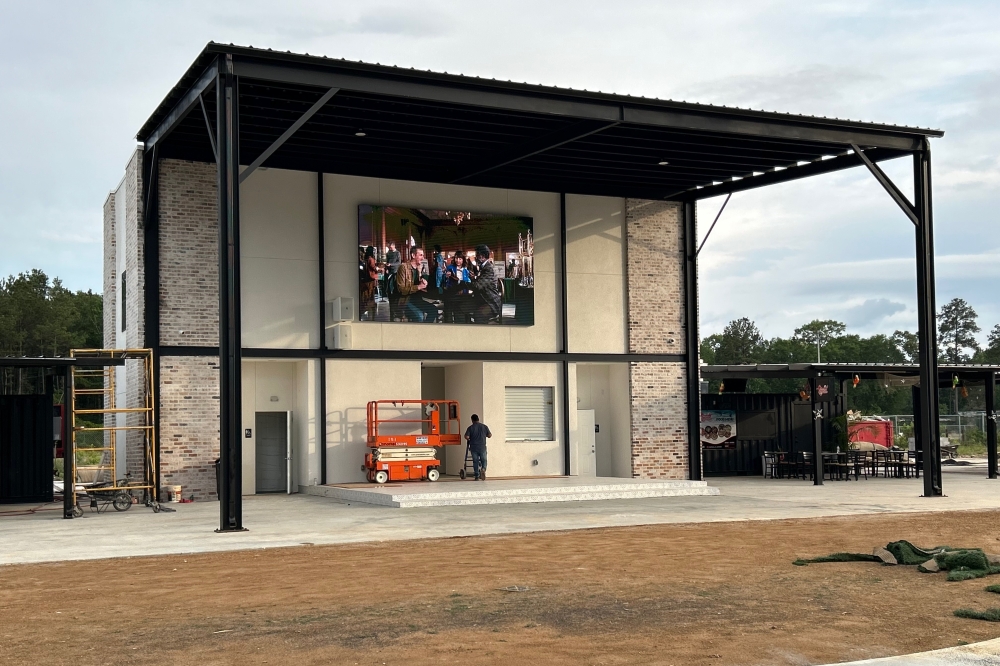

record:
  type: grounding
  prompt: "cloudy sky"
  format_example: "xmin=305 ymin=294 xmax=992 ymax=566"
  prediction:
xmin=1 ymin=1 xmax=997 ymax=342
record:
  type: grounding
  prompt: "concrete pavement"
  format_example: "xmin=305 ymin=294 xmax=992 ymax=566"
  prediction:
xmin=1 ymin=463 xmax=996 ymax=566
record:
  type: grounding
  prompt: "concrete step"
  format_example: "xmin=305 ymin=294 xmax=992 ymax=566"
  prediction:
xmin=304 ymin=479 xmax=720 ymax=508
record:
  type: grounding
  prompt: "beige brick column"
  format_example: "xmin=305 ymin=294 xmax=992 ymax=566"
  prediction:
xmin=160 ymin=356 xmax=221 ymax=499
xmin=122 ymin=149 xmax=147 ymax=479
xmin=625 ymin=199 xmax=689 ymax=479
xmin=158 ymin=159 xmax=219 ymax=347
xmin=157 ymin=159 xmax=220 ymax=497
xmin=102 ymin=193 xmax=116 ymax=350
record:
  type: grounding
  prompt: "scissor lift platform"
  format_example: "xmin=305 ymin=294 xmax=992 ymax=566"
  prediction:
xmin=364 ymin=400 xmax=461 ymax=484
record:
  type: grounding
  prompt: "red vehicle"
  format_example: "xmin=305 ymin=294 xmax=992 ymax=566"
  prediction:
xmin=848 ymin=419 xmax=895 ymax=449
xmin=363 ymin=400 xmax=462 ymax=483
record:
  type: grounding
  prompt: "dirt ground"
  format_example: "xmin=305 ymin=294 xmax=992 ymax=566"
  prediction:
xmin=3 ymin=511 xmax=1000 ymax=666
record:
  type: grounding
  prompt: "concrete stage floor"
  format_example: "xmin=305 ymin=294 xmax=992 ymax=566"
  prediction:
xmin=1 ymin=462 xmax=996 ymax=565
xmin=305 ymin=475 xmax=719 ymax=506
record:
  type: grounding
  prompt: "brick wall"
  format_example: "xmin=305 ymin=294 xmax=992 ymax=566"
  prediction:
xmin=155 ymin=159 xmax=221 ymax=498
xmin=102 ymin=193 xmax=116 ymax=350
xmin=628 ymin=362 xmax=688 ymax=479
xmin=158 ymin=158 xmax=219 ymax=347
xmin=160 ymin=355 xmax=220 ymax=499
xmin=121 ymin=149 xmax=147 ymax=479
xmin=625 ymin=199 xmax=685 ymax=355
xmin=102 ymin=192 xmax=117 ymax=446
xmin=123 ymin=148 xmax=145 ymax=349
xmin=625 ymin=199 xmax=690 ymax=479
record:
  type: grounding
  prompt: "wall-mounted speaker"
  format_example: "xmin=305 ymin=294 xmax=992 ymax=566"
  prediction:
xmin=330 ymin=296 xmax=355 ymax=322
xmin=332 ymin=324 xmax=353 ymax=350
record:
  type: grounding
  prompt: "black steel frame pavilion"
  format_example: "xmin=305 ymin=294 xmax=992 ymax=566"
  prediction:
xmin=0 ymin=356 xmax=126 ymax=518
xmin=702 ymin=363 xmax=1000 ymax=486
xmin=135 ymin=43 xmax=946 ymax=531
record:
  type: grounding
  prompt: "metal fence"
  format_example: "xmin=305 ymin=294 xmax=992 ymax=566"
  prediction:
xmin=883 ymin=412 xmax=986 ymax=443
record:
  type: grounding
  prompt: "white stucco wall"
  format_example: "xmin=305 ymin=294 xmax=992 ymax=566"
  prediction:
xmin=236 ymin=169 xmax=628 ymax=355
xmin=324 ymin=359 xmax=422 ymax=484
xmin=241 ymin=360 xmax=317 ymax=494
xmin=482 ymin=361 xmax=564 ymax=477
xmin=240 ymin=168 xmax=320 ymax=349
xmin=575 ymin=363 xmax=632 ymax=478
xmin=565 ymin=195 xmax=627 ymax=354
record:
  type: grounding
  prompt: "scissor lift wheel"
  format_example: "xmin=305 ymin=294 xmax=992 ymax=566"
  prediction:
xmin=427 ymin=468 xmax=440 ymax=482
xmin=374 ymin=470 xmax=389 ymax=484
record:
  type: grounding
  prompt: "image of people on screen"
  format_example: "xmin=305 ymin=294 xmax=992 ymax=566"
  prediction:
xmin=357 ymin=205 xmax=534 ymax=325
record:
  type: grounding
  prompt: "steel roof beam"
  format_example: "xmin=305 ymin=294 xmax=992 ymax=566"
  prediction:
xmin=232 ymin=59 xmax=926 ymax=152
xmin=664 ymin=149 xmax=905 ymax=201
xmin=144 ymin=63 xmax=218 ymax=150
xmin=448 ymin=119 xmax=619 ymax=183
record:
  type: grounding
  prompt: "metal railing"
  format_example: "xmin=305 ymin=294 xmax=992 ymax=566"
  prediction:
xmin=882 ymin=412 xmax=987 ymax=442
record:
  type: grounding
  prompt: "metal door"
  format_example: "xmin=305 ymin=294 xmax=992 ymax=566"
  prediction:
xmin=791 ymin=402 xmax=813 ymax=455
xmin=0 ymin=395 xmax=54 ymax=503
xmin=576 ymin=409 xmax=597 ymax=477
xmin=255 ymin=412 xmax=289 ymax=493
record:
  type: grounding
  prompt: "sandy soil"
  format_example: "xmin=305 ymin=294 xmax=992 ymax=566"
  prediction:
xmin=3 ymin=511 xmax=1000 ymax=665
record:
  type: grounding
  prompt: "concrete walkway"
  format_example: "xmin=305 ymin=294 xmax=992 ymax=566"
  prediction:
xmin=1 ymin=463 xmax=996 ymax=565
xmin=829 ymin=637 xmax=1000 ymax=664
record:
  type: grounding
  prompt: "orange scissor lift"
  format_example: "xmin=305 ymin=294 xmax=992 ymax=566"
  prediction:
xmin=364 ymin=399 xmax=462 ymax=484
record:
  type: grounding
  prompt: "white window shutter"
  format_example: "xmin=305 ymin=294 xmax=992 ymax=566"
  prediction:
xmin=505 ymin=386 xmax=554 ymax=441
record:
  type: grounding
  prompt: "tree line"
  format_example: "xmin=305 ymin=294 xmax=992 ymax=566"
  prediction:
xmin=701 ymin=298 xmax=999 ymax=414
xmin=0 ymin=269 xmax=102 ymax=357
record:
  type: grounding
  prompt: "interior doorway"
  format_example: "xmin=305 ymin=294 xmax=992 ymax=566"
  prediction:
xmin=420 ymin=366 xmax=450 ymax=472
xmin=255 ymin=411 xmax=290 ymax=493
xmin=574 ymin=363 xmax=631 ymax=477
xmin=576 ymin=409 xmax=597 ymax=476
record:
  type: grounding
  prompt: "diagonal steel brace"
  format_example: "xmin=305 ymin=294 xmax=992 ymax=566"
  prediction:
xmin=851 ymin=143 xmax=918 ymax=226
xmin=240 ymin=87 xmax=339 ymax=184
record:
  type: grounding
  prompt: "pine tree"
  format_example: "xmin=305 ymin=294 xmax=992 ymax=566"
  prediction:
xmin=793 ymin=320 xmax=846 ymax=362
xmin=937 ymin=298 xmax=980 ymax=364
xmin=716 ymin=317 xmax=764 ymax=365
xmin=892 ymin=330 xmax=919 ymax=363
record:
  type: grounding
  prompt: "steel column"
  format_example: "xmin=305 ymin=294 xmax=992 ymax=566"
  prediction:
xmin=317 ymin=172 xmax=328 ymax=485
xmin=914 ymin=143 xmax=943 ymax=496
xmin=142 ymin=145 xmax=162 ymax=502
xmin=62 ymin=365 xmax=74 ymax=518
xmin=559 ymin=193 xmax=571 ymax=476
xmin=217 ymin=54 xmax=245 ymax=531
xmin=683 ymin=200 xmax=702 ymax=480
xmin=987 ymin=372 xmax=997 ymax=479
xmin=811 ymin=378 xmax=824 ymax=485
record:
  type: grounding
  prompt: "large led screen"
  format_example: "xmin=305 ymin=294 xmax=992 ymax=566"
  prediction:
xmin=358 ymin=205 xmax=534 ymax=325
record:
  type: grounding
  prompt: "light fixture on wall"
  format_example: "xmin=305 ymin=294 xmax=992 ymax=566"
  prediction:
xmin=658 ymin=160 xmax=669 ymax=165
xmin=355 ymin=129 xmax=367 ymax=137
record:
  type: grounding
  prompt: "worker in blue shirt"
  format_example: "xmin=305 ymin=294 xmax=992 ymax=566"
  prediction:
xmin=464 ymin=413 xmax=492 ymax=480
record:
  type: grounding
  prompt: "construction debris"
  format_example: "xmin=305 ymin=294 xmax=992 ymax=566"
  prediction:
xmin=872 ymin=547 xmax=897 ymax=565
xmin=795 ymin=540 xmax=1000 ymax=581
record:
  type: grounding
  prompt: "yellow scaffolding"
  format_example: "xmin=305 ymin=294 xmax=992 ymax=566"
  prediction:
xmin=68 ymin=349 xmax=158 ymax=512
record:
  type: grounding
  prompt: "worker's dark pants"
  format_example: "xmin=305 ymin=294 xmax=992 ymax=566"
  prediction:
xmin=471 ymin=447 xmax=487 ymax=478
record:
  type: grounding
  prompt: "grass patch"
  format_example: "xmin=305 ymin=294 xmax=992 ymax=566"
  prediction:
xmin=793 ymin=553 xmax=880 ymax=566
xmin=958 ymin=442 xmax=987 ymax=457
xmin=985 ymin=584 xmax=1000 ymax=594
xmin=886 ymin=541 xmax=947 ymax=565
xmin=954 ymin=608 xmax=1000 ymax=622
xmin=938 ymin=550 xmax=990 ymax=571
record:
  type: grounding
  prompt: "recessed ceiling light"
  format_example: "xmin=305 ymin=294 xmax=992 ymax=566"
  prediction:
xmin=658 ymin=160 xmax=669 ymax=166
xmin=355 ymin=129 xmax=367 ymax=137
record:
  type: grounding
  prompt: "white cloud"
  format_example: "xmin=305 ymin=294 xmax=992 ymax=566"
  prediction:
xmin=0 ymin=0 xmax=997 ymax=331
